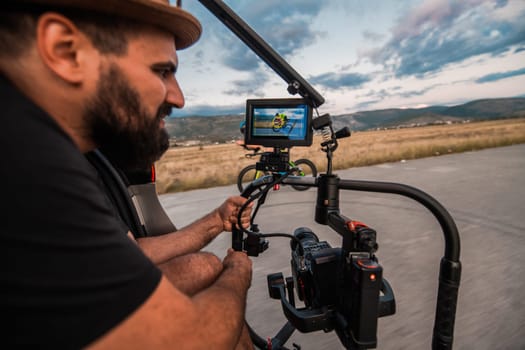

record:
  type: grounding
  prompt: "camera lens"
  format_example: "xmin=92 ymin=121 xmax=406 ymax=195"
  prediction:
xmin=291 ymin=227 xmax=319 ymax=251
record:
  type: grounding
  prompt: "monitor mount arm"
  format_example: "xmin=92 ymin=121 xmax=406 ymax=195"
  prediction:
xmin=197 ymin=0 xmax=325 ymax=108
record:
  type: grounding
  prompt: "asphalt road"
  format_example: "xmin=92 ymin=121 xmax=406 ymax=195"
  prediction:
xmin=159 ymin=144 xmax=525 ymax=350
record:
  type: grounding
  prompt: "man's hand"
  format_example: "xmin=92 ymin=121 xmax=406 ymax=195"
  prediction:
xmin=222 ymin=248 xmax=252 ymax=289
xmin=217 ymin=196 xmax=253 ymax=232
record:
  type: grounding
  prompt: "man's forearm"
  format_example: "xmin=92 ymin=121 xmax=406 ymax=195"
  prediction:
xmin=87 ymin=248 xmax=252 ymax=349
xmin=158 ymin=252 xmax=223 ymax=296
xmin=136 ymin=209 xmax=223 ymax=264
xmin=87 ymin=265 xmax=252 ymax=350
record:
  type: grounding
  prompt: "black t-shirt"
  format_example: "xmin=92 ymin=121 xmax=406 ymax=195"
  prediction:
xmin=0 ymin=76 xmax=162 ymax=348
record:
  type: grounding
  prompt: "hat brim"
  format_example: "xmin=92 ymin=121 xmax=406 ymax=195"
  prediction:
xmin=10 ymin=0 xmax=202 ymax=50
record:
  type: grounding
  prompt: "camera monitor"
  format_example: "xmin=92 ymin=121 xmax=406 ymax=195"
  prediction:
xmin=245 ymin=98 xmax=313 ymax=148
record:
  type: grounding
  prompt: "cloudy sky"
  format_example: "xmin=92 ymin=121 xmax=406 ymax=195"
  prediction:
xmin=171 ymin=0 xmax=525 ymax=117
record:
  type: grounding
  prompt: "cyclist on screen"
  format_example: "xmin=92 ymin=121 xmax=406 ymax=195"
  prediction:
xmin=272 ymin=112 xmax=288 ymax=131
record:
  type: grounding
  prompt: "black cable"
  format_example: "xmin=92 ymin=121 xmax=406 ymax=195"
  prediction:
xmin=234 ymin=170 xmax=306 ymax=255
xmin=237 ymin=171 xmax=292 ymax=235
xmin=259 ymin=233 xmax=302 ymax=253
xmin=250 ymin=189 xmax=268 ymax=226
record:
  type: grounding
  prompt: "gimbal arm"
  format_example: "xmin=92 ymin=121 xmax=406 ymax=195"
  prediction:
xmin=315 ymin=175 xmax=461 ymax=350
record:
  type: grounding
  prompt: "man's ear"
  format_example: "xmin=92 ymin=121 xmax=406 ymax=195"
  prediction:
xmin=36 ymin=12 xmax=91 ymax=84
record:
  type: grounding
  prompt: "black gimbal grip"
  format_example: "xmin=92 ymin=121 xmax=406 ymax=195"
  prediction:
xmin=232 ymin=187 xmax=252 ymax=251
xmin=432 ymin=258 xmax=461 ymax=350
xmin=315 ymin=174 xmax=340 ymax=225
xmin=232 ymin=227 xmax=243 ymax=251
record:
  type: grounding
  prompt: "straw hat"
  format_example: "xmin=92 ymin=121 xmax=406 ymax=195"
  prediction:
xmin=6 ymin=0 xmax=202 ymax=50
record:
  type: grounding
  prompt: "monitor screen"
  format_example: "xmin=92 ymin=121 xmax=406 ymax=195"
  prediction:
xmin=245 ymin=98 xmax=313 ymax=148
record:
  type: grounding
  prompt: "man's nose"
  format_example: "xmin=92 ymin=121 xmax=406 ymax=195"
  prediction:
xmin=166 ymin=77 xmax=185 ymax=108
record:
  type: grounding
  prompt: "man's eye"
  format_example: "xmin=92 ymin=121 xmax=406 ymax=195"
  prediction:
xmin=155 ymin=68 xmax=173 ymax=79
xmin=158 ymin=69 xmax=170 ymax=78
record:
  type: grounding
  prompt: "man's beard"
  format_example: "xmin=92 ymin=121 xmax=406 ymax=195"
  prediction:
xmin=84 ymin=63 xmax=170 ymax=171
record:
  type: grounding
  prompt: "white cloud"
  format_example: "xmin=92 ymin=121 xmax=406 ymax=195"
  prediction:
xmin=173 ymin=0 xmax=525 ymax=117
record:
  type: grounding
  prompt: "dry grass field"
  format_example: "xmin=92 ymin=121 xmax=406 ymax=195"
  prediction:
xmin=155 ymin=118 xmax=525 ymax=194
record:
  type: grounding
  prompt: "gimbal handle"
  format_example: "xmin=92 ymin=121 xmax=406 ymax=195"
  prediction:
xmin=267 ymin=272 xmax=335 ymax=333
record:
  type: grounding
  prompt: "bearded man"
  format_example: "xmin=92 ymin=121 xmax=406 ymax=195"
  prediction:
xmin=1 ymin=1 xmax=253 ymax=348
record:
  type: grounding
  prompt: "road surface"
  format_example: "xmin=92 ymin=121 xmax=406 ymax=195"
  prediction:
xmin=160 ymin=144 xmax=525 ymax=350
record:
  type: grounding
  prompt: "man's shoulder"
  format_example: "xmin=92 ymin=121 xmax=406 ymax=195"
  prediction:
xmin=1 ymin=74 xmax=81 ymax=165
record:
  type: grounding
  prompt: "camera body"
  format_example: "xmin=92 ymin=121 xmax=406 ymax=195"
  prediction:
xmin=290 ymin=228 xmax=341 ymax=308
xmin=284 ymin=224 xmax=393 ymax=349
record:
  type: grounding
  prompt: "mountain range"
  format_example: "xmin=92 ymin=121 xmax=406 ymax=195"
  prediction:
xmin=165 ymin=97 xmax=525 ymax=144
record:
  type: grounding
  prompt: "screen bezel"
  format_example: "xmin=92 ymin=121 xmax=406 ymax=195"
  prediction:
xmin=244 ymin=98 xmax=313 ymax=148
